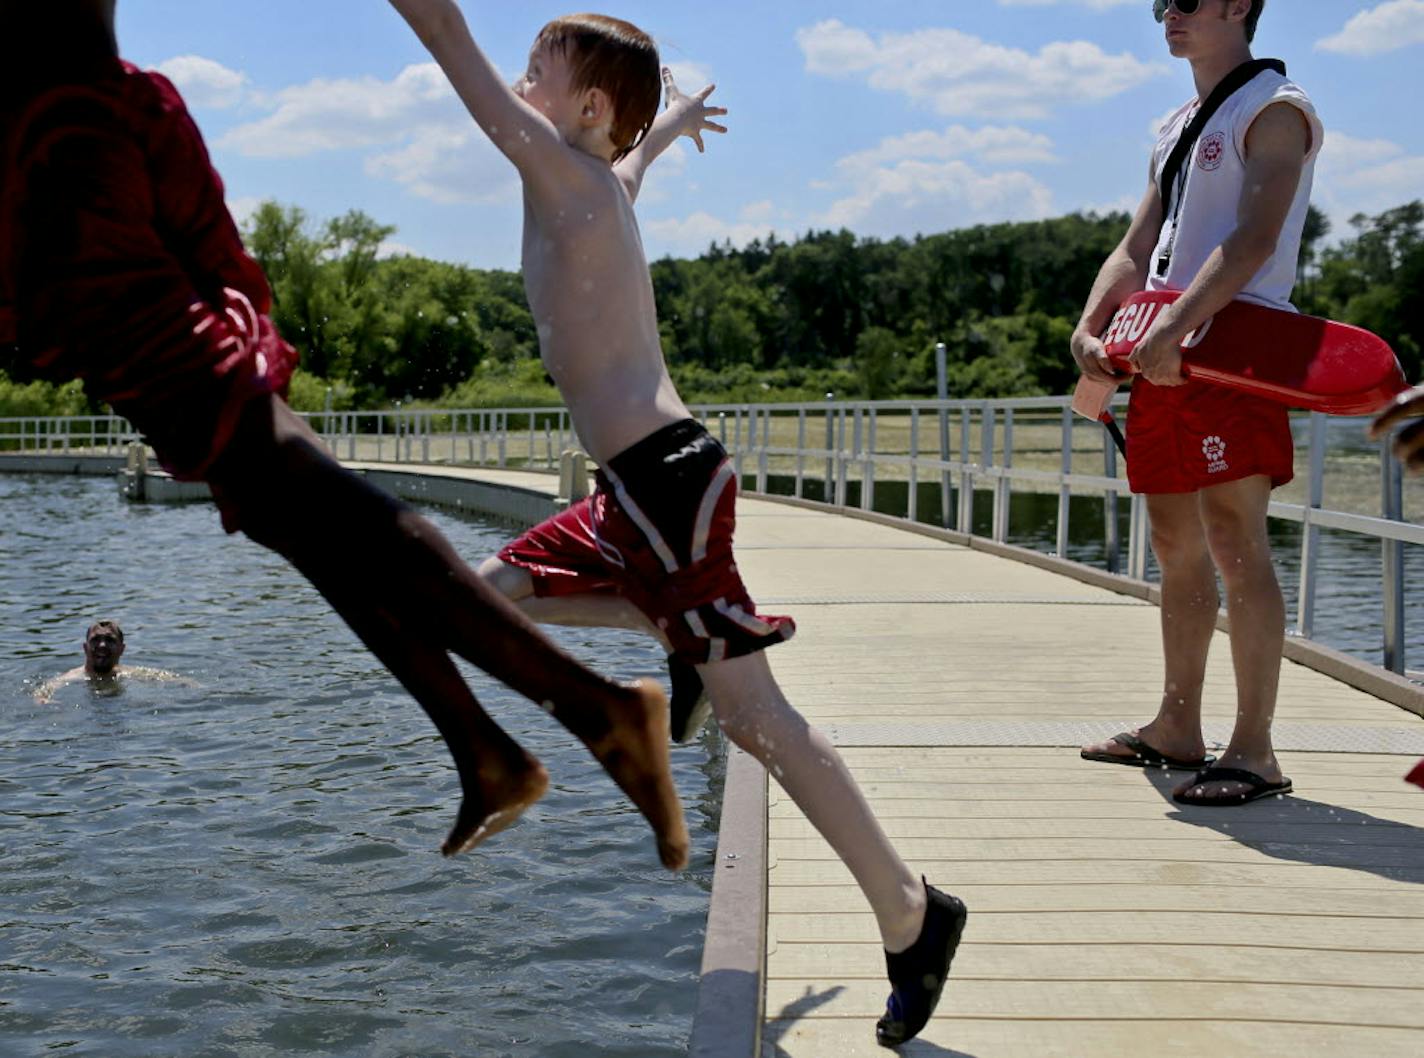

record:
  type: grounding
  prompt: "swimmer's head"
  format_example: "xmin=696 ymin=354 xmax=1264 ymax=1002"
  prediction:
xmin=527 ymin=14 xmax=660 ymax=163
xmin=84 ymin=620 xmax=125 ymax=675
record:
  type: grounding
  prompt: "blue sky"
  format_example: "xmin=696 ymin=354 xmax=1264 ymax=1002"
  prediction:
xmin=118 ymin=0 xmax=1424 ymax=270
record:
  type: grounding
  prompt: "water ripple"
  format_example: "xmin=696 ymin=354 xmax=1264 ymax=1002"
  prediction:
xmin=1 ymin=474 xmax=716 ymax=1057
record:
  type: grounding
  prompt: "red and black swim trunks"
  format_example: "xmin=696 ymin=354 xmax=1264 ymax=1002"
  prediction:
xmin=498 ymin=418 xmax=795 ymax=665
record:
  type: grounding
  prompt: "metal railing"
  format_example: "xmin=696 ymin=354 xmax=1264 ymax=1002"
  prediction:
xmin=5 ymin=399 xmax=1419 ymax=673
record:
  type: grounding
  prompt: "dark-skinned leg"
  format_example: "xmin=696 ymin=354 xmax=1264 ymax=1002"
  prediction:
xmin=308 ymin=570 xmax=550 ymax=856
xmin=208 ymin=396 xmax=688 ymax=868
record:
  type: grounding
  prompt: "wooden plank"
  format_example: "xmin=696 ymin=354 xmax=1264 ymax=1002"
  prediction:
xmin=764 ymin=941 xmax=1424 ymax=988
xmin=767 ymin=913 xmax=1424 ymax=950
xmin=761 ymin=979 xmax=1424 ymax=1028
xmin=768 ymin=857 xmax=1424 ymax=888
xmin=767 ymin=883 xmax=1424 ymax=917
xmin=764 ymin=1017 xmax=1424 ymax=1058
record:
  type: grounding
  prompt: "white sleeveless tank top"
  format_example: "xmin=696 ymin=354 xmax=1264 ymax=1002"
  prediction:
xmin=1146 ymin=69 xmax=1323 ymax=312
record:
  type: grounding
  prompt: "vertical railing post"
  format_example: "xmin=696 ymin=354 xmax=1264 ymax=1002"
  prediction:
xmin=1297 ymin=412 xmax=1326 ymax=638
xmin=958 ymin=406 xmax=973 ymax=533
xmin=863 ymin=408 xmax=877 ymax=512
xmin=1057 ymin=406 xmax=1073 ymax=559
xmin=1129 ymin=494 xmax=1150 ymax=580
xmin=824 ymin=394 xmax=835 ymax=502
xmin=1381 ymin=442 xmax=1405 ymax=673
xmin=795 ymin=407 xmax=807 ymax=498
xmin=836 ymin=404 xmax=849 ymax=507
xmin=936 ymin=343 xmax=951 ymax=528
xmin=995 ymin=407 xmax=1013 ymax=542
xmin=851 ymin=406 xmax=863 ymax=509
xmin=756 ymin=408 xmax=769 ymax=493
xmin=1103 ymin=426 xmax=1121 ymax=575
xmin=981 ymin=403 xmax=998 ymax=541
xmin=909 ymin=407 xmax=920 ymax=523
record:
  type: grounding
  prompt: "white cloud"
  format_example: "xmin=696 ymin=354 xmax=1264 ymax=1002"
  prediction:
xmin=218 ymin=62 xmax=522 ymax=206
xmin=836 ymin=125 xmax=1057 ymax=173
xmin=156 ymin=55 xmax=248 ymax=109
xmin=225 ymin=195 xmax=263 ymax=229
xmin=219 ymin=63 xmax=460 ymax=159
xmin=1316 ymin=0 xmax=1424 ymax=57
xmin=664 ymin=61 xmax=714 ymax=94
xmin=644 ymin=203 xmax=782 ymax=257
xmin=796 ymin=19 xmax=1164 ymax=120
xmin=816 ymin=159 xmax=1054 ymax=238
xmin=365 ymin=127 xmax=518 ymax=206
xmin=997 ymin=0 xmax=1135 ymax=8
xmin=1313 ymin=130 xmax=1424 ymax=233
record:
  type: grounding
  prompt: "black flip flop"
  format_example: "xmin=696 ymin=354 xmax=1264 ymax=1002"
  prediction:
xmin=1081 ymin=731 xmax=1216 ymax=771
xmin=1172 ymin=765 xmax=1293 ymax=806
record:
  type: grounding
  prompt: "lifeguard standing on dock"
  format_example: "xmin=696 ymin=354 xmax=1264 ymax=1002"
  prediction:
xmin=1071 ymin=0 xmax=1322 ymax=806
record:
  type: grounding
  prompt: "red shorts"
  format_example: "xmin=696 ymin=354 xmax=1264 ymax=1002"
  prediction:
xmin=498 ymin=419 xmax=795 ymax=665
xmin=1125 ymin=377 xmax=1294 ymax=494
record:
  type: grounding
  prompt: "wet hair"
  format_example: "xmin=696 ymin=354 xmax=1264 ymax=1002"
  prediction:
xmin=87 ymin=620 xmax=124 ymax=645
xmin=1244 ymin=0 xmax=1264 ymax=43
xmin=534 ymin=13 xmax=660 ymax=163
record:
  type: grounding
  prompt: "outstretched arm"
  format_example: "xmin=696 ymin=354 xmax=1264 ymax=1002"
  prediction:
xmin=387 ymin=0 xmax=569 ymax=178
xmin=616 ymin=69 xmax=727 ymax=203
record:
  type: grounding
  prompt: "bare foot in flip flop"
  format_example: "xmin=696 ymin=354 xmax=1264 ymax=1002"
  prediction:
xmin=1173 ymin=753 xmax=1290 ymax=806
xmin=1080 ymin=726 xmax=1215 ymax=770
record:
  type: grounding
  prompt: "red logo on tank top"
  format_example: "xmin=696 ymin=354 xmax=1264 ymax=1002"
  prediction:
xmin=1198 ymin=131 xmax=1225 ymax=171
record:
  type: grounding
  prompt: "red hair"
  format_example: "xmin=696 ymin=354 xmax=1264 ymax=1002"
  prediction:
xmin=535 ymin=14 xmax=660 ymax=163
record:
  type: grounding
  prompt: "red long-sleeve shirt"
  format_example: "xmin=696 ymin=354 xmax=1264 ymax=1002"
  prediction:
xmin=1 ymin=59 xmax=296 ymax=479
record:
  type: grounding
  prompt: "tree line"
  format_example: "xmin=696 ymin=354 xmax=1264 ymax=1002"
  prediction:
xmin=3 ymin=199 xmax=1420 ymax=416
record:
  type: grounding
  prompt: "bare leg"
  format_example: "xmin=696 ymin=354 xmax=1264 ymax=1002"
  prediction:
xmin=479 ymin=557 xmax=669 ymax=644
xmin=1081 ymin=490 xmax=1215 ymax=764
xmin=209 ymin=397 xmax=688 ymax=869
xmin=697 ymin=651 xmax=926 ymax=951
xmin=1175 ymin=475 xmax=1285 ymax=800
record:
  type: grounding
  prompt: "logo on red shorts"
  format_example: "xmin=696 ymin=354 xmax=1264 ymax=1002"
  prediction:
xmin=1198 ymin=131 xmax=1226 ymax=171
xmin=1202 ymin=435 xmax=1229 ymax=474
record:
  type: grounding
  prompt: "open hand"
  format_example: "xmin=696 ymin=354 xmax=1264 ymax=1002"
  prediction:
xmin=1369 ymin=383 xmax=1424 ymax=474
xmin=661 ymin=68 xmax=727 ymax=153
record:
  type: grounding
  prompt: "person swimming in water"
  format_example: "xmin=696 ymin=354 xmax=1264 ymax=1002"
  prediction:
xmin=32 ymin=620 xmax=195 ymax=702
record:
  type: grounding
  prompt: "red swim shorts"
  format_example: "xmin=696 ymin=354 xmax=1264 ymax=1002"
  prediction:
xmin=1125 ymin=377 xmax=1294 ymax=494
xmin=498 ymin=419 xmax=795 ymax=665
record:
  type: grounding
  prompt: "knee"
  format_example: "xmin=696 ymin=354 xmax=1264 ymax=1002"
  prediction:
xmin=1150 ymin=523 xmax=1207 ymax=571
xmin=1201 ymin=515 xmax=1270 ymax=576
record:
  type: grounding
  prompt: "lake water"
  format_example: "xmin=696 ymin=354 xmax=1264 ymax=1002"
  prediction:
xmin=0 ymin=473 xmax=721 ymax=1058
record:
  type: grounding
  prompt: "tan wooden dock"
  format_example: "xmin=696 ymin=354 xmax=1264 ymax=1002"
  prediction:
xmin=722 ymin=493 xmax=1424 ymax=1058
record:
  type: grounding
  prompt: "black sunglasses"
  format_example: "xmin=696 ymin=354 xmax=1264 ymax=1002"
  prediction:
xmin=1153 ymin=0 xmax=1205 ymax=20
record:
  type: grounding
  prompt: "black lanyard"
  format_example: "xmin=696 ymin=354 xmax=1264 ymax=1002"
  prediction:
xmin=1155 ymin=58 xmax=1286 ymax=277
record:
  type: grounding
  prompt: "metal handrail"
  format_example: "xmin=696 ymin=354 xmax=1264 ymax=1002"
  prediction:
xmin=3 ymin=398 xmax=1417 ymax=673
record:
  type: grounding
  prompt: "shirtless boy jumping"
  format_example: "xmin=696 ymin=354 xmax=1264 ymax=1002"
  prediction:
xmin=388 ymin=1 xmax=966 ymax=1045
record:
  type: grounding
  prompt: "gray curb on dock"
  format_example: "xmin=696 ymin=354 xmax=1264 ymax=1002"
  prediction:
xmin=688 ymin=746 xmax=768 ymax=1058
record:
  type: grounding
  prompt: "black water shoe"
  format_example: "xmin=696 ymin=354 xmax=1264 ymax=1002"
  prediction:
xmin=875 ymin=880 xmax=967 ymax=1048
